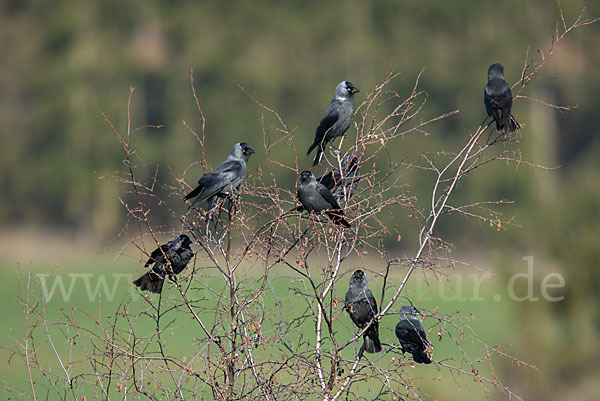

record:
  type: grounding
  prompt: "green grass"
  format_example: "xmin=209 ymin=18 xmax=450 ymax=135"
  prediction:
xmin=1 ymin=250 xmax=524 ymax=400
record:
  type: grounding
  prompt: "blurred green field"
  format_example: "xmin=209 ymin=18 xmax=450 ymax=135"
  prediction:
xmin=1 ymin=236 xmax=534 ymax=400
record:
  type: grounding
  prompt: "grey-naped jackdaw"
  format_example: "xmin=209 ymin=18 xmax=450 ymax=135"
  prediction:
xmin=297 ymin=170 xmax=351 ymax=228
xmin=345 ymin=270 xmax=382 ymax=354
xmin=395 ymin=305 xmax=432 ymax=364
xmin=307 ymin=81 xmax=360 ymax=166
xmin=184 ymin=143 xmax=255 ymax=211
xmin=133 ymin=234 xmax=194 ymax=294
xmin=484 ymin=63 xmax=520 ymax=134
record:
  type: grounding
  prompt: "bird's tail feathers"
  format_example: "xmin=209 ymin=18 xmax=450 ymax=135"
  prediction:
xmin=364 ymin=329 xmax=382 ymax=353
xmin=312 ymin=147 xmax=323 ymax=166
xmin=412 ymin=350 xmax=432 ymax=364
xmin=497 ymin=113 xmax=520 ymax=134
xmin=307 ymin=140 xmax=317 ymax=156
xmin=506 ymin=114 xmax=520 ymax=133
xmin=183 ymin=186 xmax=203 ymax=201
xmin=326 ymin=210 xmax=351 ymax=228
xmin=133 ymin=272 xmax=164 ymax=294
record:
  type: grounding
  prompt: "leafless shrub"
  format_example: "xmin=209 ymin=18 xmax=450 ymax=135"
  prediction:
xmin=9 ymin=4 xmax=598 ymax=400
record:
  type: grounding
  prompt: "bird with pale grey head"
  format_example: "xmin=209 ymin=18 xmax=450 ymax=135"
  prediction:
xmin=307 ymin=81 xmax=360 ymax=166
xmin=297 ymin=170 xmax=351 ymax=228
xmin=184 ymin=143 xmax=255 ymax=212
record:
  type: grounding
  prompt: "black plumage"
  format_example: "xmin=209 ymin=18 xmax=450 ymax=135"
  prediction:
xmin=344 ymin=270 xmax=382 ymax=354
xmin=133 ymin=234 xmax=194 ymax=294
xmin=307 ymin=81 xmax=360 ymax=166
xmin=395 ymin=305 xmax=432 ymax=364
xmin=318 ymin=156 xmax=360 ymax=204
xmin=484 ymin=63 xmax=520 ymax=134
xmin=297 ymin=170 xmax=350 ymax=228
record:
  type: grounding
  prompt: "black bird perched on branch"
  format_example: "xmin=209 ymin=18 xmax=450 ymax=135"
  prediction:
xmin=318 ymin=156 xmax=360 ymax=205
xmin=345 ymin=270 xmax=382 ymax=354
xmin=183 ymin=143 xmax=255 ymax=211
xmin=133 ymin=234 xmax=194 ymax=294
xmin=484 ymin=63 xmax=520 ymax=134
xmin=307 ymin=81 xmax=360 ymax=166
xmin=395 ymin=305 xmax=432 ymax=364
xmin=297 ymin=170 xmax=351 ymax=228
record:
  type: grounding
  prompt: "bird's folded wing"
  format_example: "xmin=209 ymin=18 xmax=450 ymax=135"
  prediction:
xmin=396 ymin=321 xmax=426 ymax=345
xmin=145 ymin=244 xmax=168 ymax=267
xmin=418 ymin=327 xmax=430 ymax=346
xmin=318 ymin=170 xmax=341 ymax=191
xmin=316 ymin=108 xmax=339 ymax=138
xmin=316 ymin=184 xmax=342 ymax=209
xmin=365 ymin=290 xmax=379 ymax=314
xmin=178 ymin=248 xmax=194 ymax=263
xmin=184 ymin=161 xmax=242 ymax=201
xmin=165 ymin=251 xmax=182 ymax=270
xmin=199 ymin=161 xmax=241 ymax=185
xmin=309 ymin=106 xmax=340 ymax=154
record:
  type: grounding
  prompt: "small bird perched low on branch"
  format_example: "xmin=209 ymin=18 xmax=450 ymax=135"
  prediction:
xmin=395 ymin=305 xmax=432 ymax=364
xmin=484 ymin=63 xmax=520 ymax=134
xmin=133 ymin=234 xmax=194 ymax=294
xmin=318 ymin=155 xmax=360 ymax=205
xmin=345 ymin=270 xmax=382 ymax=354
xmin=307 ymin=81 xmax=360 ymax=166
xmin=183 ymin=142 xmax=255 ymax=212
xmin=297 ymin=170 xmax=351 ymax=228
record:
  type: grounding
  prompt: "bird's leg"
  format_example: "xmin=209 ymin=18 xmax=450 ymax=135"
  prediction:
xmin=191 ymin=223 xmax=208 ymax=241
xmin=482 ymin=118 xmax=497 ymax=145
xmin=482 ymin=118 xmax=506 ymax=146
xmin=212 ymin=199 xmax=228 ymax=239
xmin=328 ymin=137 xmax=343 ymax=158
xmin=208 ymin=198 xmax=225 ymax=235
xmin=481 ymin=115 xmax=490 ymax=128
xmin=485 ymin=130 xmax=494 ymax=145
xmin=203 ymin=197 xmax=220 ymax=238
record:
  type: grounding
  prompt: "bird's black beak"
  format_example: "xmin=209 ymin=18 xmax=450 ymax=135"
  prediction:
xmin=247 ymin=147 xmax=256 ymax=154
xmin=351 ymin=87 xmax=360 ymax=94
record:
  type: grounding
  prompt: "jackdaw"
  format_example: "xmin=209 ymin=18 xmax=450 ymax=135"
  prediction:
xmin=318 ymin=156 xmax=360 ymax=204
xmin=183 ymin=143 xmax=255 ymax=211
xmin=307 ymin=81 xmax=360 ymax=166
xmin=297 ymin=170 xmax=351 ymax=228
xmin=484 ymin=63 xmax=520 ymax=134
xmin=395 ymin=305 xmax=432 ymax=364
xmin=345 ymin=270 xmax=382 ymax=353
xmin=133 ymin=234 xmax=194 ymax=294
